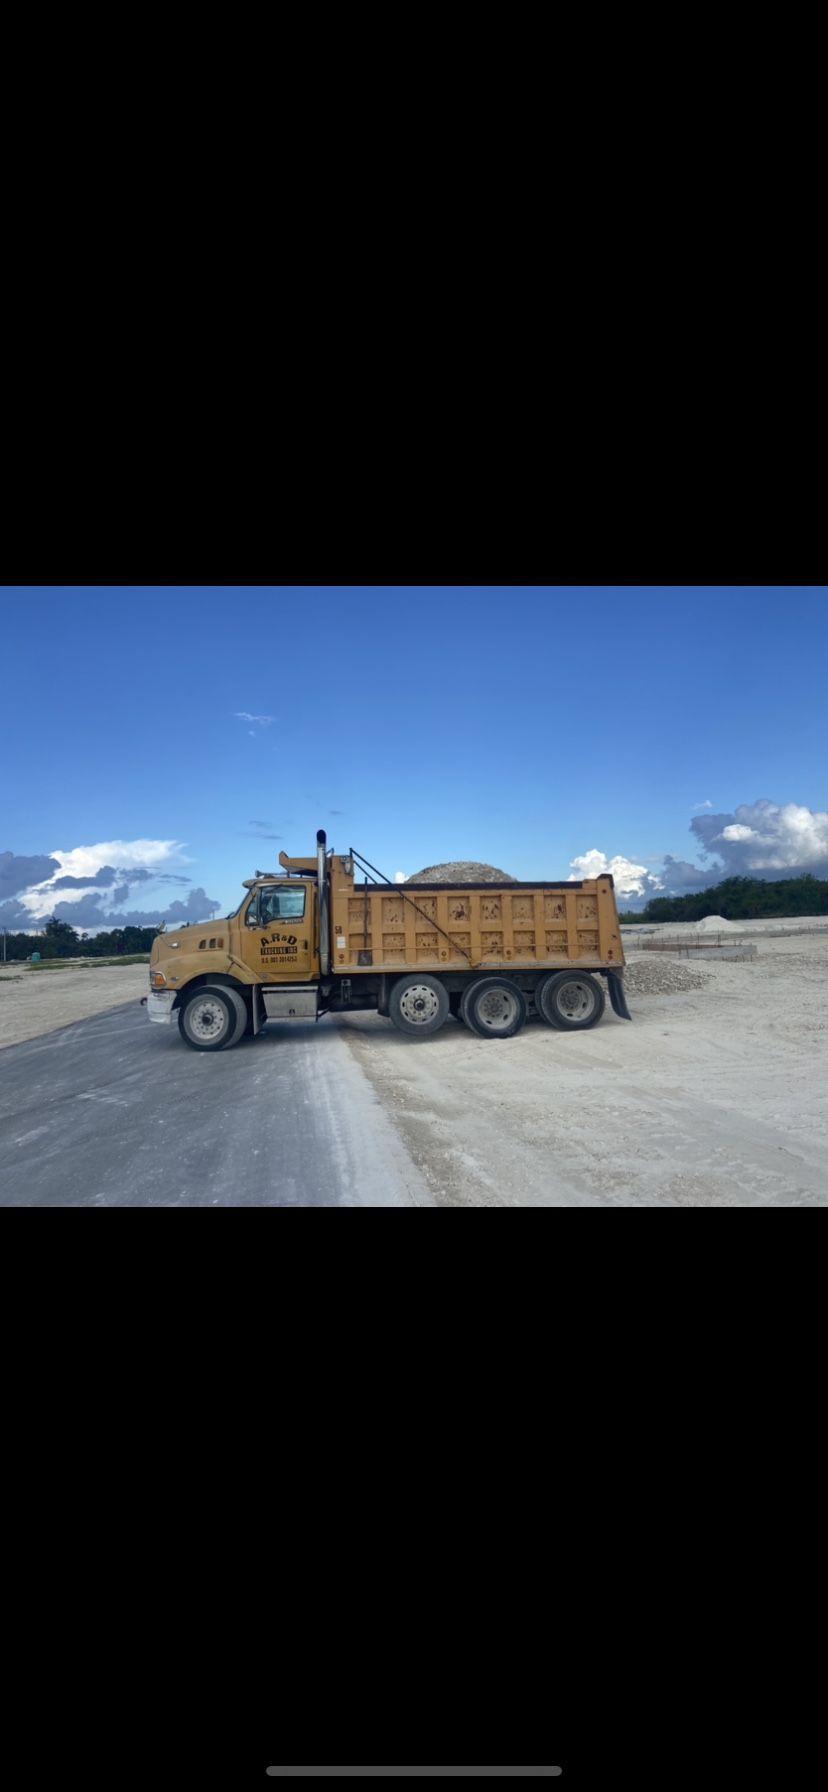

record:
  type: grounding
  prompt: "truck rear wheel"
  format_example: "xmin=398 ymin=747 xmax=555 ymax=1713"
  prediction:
xmin=462 ymin=976 xmax=527 ymax=1038
xmin=536 ymin=971 xmax=605 ymax=1031
xmin=178 ymin=985 xmax=248 ymax=1051
xmin=388 ymin=974 xmax=450 ymax=1037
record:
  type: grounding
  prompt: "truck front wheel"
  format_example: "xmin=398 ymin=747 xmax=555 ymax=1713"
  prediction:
xmin=388 ymin=974 xmax=450 ymax=1037
xmin=178 ymin=985 xmax=248 ymax=1051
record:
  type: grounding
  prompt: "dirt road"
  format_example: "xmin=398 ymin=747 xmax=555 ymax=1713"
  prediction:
xmin=0 ymin=1003 xmax=430 ymax=1207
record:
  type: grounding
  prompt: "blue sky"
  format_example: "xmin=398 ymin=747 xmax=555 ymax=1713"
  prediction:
xmin=2 ymin=586 xmax=827 ymax=927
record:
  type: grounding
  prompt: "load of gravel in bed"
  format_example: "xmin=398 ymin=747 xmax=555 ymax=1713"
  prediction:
xmin=406 ymin=861 xmax=517 ymax=884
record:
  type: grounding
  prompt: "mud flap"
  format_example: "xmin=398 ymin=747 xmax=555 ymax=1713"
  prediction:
xmin=252 ymin=984 xmax=265 ymax=1035
xmin=607 ymin=969 xmax=632 ymax=1020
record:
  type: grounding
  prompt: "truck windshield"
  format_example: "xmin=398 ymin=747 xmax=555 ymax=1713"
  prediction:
xmin=259 ymin=886 xmax=307 ymax=923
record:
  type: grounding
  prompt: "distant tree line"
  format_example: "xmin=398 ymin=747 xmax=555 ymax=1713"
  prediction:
xmin=619 ymin=873 xmax=828 ymax=925
xmin=0 ymin=916 xmax=160 ymax=960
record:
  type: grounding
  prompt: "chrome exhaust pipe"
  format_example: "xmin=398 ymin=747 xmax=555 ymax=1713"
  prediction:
xmin=317 ymin=829 xmax=330 ymax=975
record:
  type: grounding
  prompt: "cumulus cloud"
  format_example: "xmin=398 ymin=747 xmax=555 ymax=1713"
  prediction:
xmin=0 ymin=898 xmax=36 ymax=928
xmin=124 ymin=869 xmax=191 ymax=886
xmin=117 ymin=889 xmax=220 ymax=926
xmin=568 ymin=849 xmax=663 ymax=900
xmin=49 ymin=888 xmax=220 ymax=930
xmin=0 ymin=837 xmax=218 ymax=933
xmin=40 ymin=839 xmax=186 ymax=884
xmin=691 ymin=799 xmax=828 ymax=877
xmin=660 ymin=855 xmax=710 ymax=891
xmin=50 ymin=865 xmax=120 ymax=890
xmin=0 ymin=852 xmax=60 ymax=902
xmin=566 ymin=797 xmax=828 ymax=910
xmin=394 ymin=871 xmax=406 ymax=883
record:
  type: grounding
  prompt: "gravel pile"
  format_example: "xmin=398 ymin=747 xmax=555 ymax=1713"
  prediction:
xmin=406 ymin=861 xmax=517 ymax=884
xmin=622 ymin=958 xmax=711 ymax=996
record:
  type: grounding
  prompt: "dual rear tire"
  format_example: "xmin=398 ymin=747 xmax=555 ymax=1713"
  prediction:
xmin=535 ymin=970 xmax=605 ymax=1030
xmin=461 ymin=977 xmax=526 ymax=1038
xmin=389 ymin=974 xmax=526 ymax=1039
xmin=387 ymin=970 xmax=606 ymax=1037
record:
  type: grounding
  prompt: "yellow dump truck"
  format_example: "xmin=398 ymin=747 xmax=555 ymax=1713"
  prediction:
xmin=143 ymin=832 xmax=631 ymax=1051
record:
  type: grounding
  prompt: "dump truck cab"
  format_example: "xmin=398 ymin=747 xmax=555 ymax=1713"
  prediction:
xmin=240 ymin=874 xmax=318 ymax=985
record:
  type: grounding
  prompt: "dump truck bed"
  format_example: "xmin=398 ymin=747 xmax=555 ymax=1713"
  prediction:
xmin=330 ymin=874 xmax=624 ymax=975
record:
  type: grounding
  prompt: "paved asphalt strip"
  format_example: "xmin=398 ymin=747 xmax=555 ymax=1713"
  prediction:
xmin=0 ymin=1002 xmax=432 ymax=1207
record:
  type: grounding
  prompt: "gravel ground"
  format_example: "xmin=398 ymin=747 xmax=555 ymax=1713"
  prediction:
xmin=0 ymin=963 xmax=148 ymax=1049
xmin=622 ymin=958 xmax=711 ymax=995
xmin=336 ymin=932 xmax=828 ymax=1206
xmin=3 ymin=922 xmax=827 ymax=1208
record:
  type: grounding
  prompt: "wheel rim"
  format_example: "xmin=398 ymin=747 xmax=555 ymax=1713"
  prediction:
xmin=555 ymin=979 xmax=596 ymax=1021
xmin=399 ymin=984 xmax=441 ymax=1025
xmin=476 ymin=988 xmax=520 ymax=1032
xmin=188 ymin=996 xmax=228 ymax=1041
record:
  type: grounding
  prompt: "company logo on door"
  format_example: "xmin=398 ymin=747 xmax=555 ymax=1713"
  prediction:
xmin=259 ymin=933 xmax=308 ymax=962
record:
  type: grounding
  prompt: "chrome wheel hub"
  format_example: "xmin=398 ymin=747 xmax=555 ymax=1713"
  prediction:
xmin=189 ymin=998 xmax=227 ymax=1041
xmin=477 ymin=989 xmax=519 ymax=1031
xmin=399 ymin=984 xmax=440 ymax=1025
xmin=557 ymin=980 xmax=595 ymax=1019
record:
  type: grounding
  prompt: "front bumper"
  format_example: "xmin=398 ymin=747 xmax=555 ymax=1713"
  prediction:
xmin=144 ymin=988 xmax=178 ymax=1025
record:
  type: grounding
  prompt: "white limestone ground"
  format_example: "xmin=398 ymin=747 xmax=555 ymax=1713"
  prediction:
xmin=334 ymin=926 xmax=828 ymax=1207
xmin=0 ymin=963 xmax=148 ymax=1049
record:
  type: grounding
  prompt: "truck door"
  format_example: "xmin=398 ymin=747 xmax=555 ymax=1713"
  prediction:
xmin=242 ymin=882 xmax=315 ymax=983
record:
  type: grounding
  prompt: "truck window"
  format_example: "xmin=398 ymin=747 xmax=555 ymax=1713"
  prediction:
xmin=258 ymin=886 xmax=307 ymax=925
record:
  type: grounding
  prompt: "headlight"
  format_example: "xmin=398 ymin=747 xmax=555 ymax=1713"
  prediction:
xmin=150 ymin=969 xmax=167 ymax=988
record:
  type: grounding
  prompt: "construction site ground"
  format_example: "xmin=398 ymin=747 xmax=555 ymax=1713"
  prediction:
xmin=2 ymin=926 xmax=827 ymax=1205
xmin=336 ymin=928 xmax=828 ymax=1206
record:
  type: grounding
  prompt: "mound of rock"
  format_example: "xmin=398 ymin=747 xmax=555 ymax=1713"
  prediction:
xmin=406 ymin=861 xmax=517 ymax=884
xmin=693 ymin=914 xmax=741 ymax=933
xmin=622 ymin=958 xmax=711 ymax=996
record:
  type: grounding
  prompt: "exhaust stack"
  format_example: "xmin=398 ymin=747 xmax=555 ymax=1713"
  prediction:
xmin=317 ymin=829 xmax=330 ymax=975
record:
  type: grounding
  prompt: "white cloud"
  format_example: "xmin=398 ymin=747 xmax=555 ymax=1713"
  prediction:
xmin=693 ymin=800 xmax=828 ymax=873
xmin=234 ymin=711 xmax=273 ymax=728
xmin=568 ymin=849 xmax=660 ymax=899
xmin=563 ymin=797 xmax=828 ymax=912
xmin=49 ymin=839 xmax=183 ymax=879
xmin=394 ymin=871 xmax=406 ymax=883
xmin=692 ymin=799 xmax=713 ymax=810
xmin=18 ymin=839 xmax=186 ymax=920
